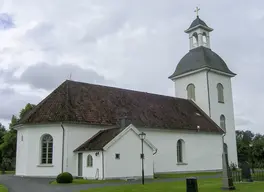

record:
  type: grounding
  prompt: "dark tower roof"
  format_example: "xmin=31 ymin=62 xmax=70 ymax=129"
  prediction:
xmin=169 ymin=47 xmax=236 ymax=79
xmin=185 ymin=16 xmax=213 ymax=33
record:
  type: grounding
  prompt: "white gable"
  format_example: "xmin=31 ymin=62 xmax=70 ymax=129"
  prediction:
xmin=103 ymin=124 xmax=157 ymax=153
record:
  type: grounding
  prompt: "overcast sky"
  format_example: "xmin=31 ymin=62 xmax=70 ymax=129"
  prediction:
xmin=0 ymin=0 xmax=262 ymax=133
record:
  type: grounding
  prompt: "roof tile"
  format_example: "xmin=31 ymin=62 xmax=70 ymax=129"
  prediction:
xmin=19 ymin=80 xmax=223 ymax=134
xmin=74 ymin=128 xmax=122 ymax=151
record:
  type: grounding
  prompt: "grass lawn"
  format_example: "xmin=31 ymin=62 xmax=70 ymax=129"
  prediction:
xmin=50 ymin=179 xmax=125 ymax=185
xmin=80 ymin=178 xmax=264 ymax=192
xmin=51 ymin=171 xmax=222 ymax=185
xmin=154 ymin=171 xmax=222 ymax=179
xmin=0 ymin=185 xmax=8 ymax=192
xmin=0 ymin=171 xmax=15 ymax=175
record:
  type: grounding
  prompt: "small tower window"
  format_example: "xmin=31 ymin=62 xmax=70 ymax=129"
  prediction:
xmin=202 ymin=32 xmax=207 ymax=45
xmin=187 ymin=84 xmax=196 ymax=101
xmin=217 ymin=83 xmax=224 ymax=103
xmin=220 ymin=115 xmax=226 ymax=130
xmin=192 ymin=32 xmax=198 ymax=47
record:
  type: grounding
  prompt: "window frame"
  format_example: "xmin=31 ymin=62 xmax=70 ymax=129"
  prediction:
xmin=217 ymin=83 xmax=224 ymax=103
xmin=192 ymin=32 xmax=198 ymax=47
xmin=40 ymin=134 xmax=53 ymax=165
xmin=202 ymin=32 xmax=207 ymax=45
xmin=177 ymin=139 xmax=184 ymax=163
xmin=87 ymin=154 xmax=93 ymax=167
xmin=187 ymin=84 xmax=196 ymax=101
xmin=220 ymin=115 xmax=226 ymax=130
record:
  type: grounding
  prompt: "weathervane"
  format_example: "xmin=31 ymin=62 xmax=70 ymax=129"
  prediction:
xmin=194 ymin=6 xmax=200 ymax=17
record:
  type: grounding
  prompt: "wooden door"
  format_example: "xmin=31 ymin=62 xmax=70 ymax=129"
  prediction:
xmin=78 ymin=153 xmax=83 ymax=177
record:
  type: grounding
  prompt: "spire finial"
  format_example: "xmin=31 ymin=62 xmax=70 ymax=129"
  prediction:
xmin=194 ymin=6 xmax=200 ymax=17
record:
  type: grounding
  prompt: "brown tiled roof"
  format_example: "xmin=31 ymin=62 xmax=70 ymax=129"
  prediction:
xmin=74 ymin=128 xmax=122 ymax=151
xmin=18 ymin=80 xmax=223 ymax=133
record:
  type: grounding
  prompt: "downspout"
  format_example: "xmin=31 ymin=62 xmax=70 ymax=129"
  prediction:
xmin=102 ymin=151 xmax=105 ymax=180
xmin=222 ymin=133 xmax=226 ymax=148
xmin=206 ymin=69 xmax=212 ymax=117
xmin=60 ymin=122 xmax=65 ymax=173
xmin=222 ymin=133 xmax=226 ymax=173
xmin=153 ymin=149 xmax=158 ymax=177
xmin=153 ymin=149 xmax=158 ymax=155
xmin=222 ymin=133 xmax=226 ymax=165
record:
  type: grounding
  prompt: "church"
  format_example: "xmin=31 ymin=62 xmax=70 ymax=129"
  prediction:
xmin=14 ymin=15 xmax=238 ymax=179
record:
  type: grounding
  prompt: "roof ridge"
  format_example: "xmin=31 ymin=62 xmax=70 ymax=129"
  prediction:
xmin=67 ymin=80 xmax=186 ymax=101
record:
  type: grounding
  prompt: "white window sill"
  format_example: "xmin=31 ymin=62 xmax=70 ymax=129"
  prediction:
xmin=177 ymin=162 xmax=188 ymax=165
xmin=37 ymin=164 xmax=54 ymax=167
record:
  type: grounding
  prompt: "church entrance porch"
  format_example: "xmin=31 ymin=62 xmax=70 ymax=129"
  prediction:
xmin=73 ymin=124 xmax=157 ymax=180
xmin=76 ymin=151 xmax=102 ymax=179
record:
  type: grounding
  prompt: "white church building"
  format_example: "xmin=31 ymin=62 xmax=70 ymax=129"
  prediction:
xmin=14 ymin=15 xmax=238 ymax=179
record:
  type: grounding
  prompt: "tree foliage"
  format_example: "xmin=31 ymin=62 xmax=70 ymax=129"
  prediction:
xmin=0 ymin=103 xmax=35 ymax=172
xmin=236 ymin=130 xmax=264 ymax=168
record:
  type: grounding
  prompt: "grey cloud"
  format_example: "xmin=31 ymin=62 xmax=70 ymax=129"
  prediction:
xmin=0 ymin=87 xmax=15 ymax=95
xmin=16 ymin=62 xmax=114 ymax=90
xmin=235 ymin=116 xmax=254 ymax=127
xmin=81 ymin=12 xmax=127 ymax=43
xmin=0 ymin=87 xmax=41 ymax=121
xmin=0 ymin=0 xmax=263 ymax=134
xmin=25 ymin=22 xmax=56 ymax=51
xmin=0 ymin=68 xmax=17 ymax=82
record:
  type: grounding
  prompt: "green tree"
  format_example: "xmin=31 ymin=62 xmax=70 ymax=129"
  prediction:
xmin=0 ymin=103 xmax=35 ymax=173
xmin=0 ymin=123 xmax=6 ymax=144
xmin=236 ymin=130 xmax=252 ymax=163
xmin=236 ymin=130 xmax=264 ymax=169
xmin=0 ymin=123 xmax=6 ymax=172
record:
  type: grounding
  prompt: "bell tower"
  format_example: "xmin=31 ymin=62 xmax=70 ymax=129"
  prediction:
xmin=185 ymin=7 xmax=213 ymax=50
xmin=169 ymin=9 xmax=238 ymax=166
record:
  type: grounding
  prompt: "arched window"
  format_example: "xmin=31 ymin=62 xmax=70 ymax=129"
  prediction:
xmin=217 ymin=83 xmax=224 ymax=103
xmin=202 ymin=32 xmax=207 ymax=45
xmin=220 ymin=115 xmax=226 ymax=130
xmin=87 ymin=154 xmax=93 ymax=167
xmin=192 ymin=32 xmax=198 ymax=47
xmin=187 ymin=84 xmax=196 ymax=101
xmin=177 ymin=139 xmax=185 ymax=163
xmin=41 ymin=134 xmax=53 ymax=164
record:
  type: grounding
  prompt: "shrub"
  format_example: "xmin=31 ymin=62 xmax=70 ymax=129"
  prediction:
xmin=230 ymin=162 xmax=238 ymax=171
xmin=56 ymin=172 xmax=73 ymax=184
